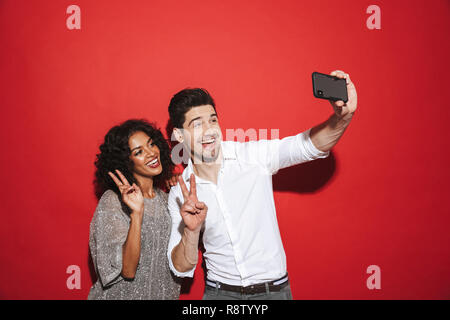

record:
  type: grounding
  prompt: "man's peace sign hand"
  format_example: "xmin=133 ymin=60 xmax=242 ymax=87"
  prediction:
xmin=178 ymin=174 xmax=207 ymax=233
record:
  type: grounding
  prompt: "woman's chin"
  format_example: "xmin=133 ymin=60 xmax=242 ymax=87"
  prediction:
xmin=149 ymin=166 xmax=163 ymax=176
xmin=136 ymin=166 xmax=163 ymax=179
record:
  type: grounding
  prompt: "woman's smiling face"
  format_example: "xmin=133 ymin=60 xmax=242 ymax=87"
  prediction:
xmin=129 ymin=131 xmax=163 ymax=179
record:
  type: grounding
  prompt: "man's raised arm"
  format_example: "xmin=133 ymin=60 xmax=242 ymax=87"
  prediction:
xmin=310 ymin=70 xmax=358 ymax=152
xmin=168 ymin=174 xmax=207 ymax=274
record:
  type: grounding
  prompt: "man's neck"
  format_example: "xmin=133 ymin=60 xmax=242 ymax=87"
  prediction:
xmin=192 ymin=148 xmax=223 ymax=185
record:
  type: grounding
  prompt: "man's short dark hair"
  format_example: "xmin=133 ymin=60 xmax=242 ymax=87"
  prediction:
xmin=168 ymin=88 xmax=216 ymax=128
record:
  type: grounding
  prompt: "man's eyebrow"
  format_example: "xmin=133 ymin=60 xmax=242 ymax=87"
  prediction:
xmin=188 ymin=116 xmax=201 ymax=127
xmin=188 ymin=114 xmax=218 ymax=127
xmin=131 ymin=137 xmax=152 ymax=152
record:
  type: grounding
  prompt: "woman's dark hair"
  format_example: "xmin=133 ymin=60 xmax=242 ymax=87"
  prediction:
xmin=94 ymin=119 xmax=174 ymax=199
xmin=168 ymin=88 xmax=216 ymax=128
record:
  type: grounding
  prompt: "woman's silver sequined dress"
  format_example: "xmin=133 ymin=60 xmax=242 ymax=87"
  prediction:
xmin=88 ymin=188 xmax=181 ymax=300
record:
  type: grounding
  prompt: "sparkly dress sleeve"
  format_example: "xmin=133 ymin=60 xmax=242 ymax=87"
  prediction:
xmin=89 ymin=190 xmax=130 ymax=288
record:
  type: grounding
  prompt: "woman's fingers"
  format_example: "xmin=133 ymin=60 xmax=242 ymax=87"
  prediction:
xmin=108 ymin=171 xmax=123 ymax=187
xmin=129 ymin=183 xmax=139 ymax=194
xmin=115 ymin=169 xmax=130 ymax=186
xmin=124 ymin=185 xmax=135 ymax=195
xmin=171 ymin=175 xmax=179 ymax=186
xmin=165 ymin=175 xmax=179 ymax=188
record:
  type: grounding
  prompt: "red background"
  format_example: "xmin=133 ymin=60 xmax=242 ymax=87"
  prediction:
xmin=0 ymin=0 xmax=449 ymax=299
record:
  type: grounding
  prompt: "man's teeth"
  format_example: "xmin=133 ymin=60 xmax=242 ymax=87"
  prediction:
xmin=202 ymin=138 xmax=215 ymax=144
xmin=147 ymin=159 xmax=158 ymax=166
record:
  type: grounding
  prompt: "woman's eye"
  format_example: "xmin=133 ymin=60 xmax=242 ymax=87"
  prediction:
xmin=135 ymin=150 xmax=142 ymax=156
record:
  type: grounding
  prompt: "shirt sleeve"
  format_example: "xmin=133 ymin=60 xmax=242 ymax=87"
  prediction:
xmin=239 ymin=128 xmax=330 ymax=174
xmin=167 ymin=186 xmax=196 ymax=278
xmin=89 ymin=190 xmax=129 ymax=288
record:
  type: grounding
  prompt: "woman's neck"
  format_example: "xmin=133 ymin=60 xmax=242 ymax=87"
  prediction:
xmin=134 ymin=175 xmax=156 ymax=198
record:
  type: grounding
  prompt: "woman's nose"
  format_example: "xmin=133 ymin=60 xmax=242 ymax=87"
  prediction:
xmin=145 ymin=146 xmax=157 ymax=158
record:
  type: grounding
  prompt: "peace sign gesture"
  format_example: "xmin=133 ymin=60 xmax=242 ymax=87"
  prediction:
xmin=178 ymin=174 xmax=207 ymax=233
xmin=108 ymin=169 xmax=144 ymax=217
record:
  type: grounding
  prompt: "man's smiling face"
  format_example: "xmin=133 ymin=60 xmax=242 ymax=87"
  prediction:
xmin=178 ymin=104 xmax=223 ymax=163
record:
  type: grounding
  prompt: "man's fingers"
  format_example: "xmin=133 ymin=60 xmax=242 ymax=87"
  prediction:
xmin=195 ymin=202 xmax=207 ymax=216
xmin=344 ymin=73 xmax=351 ymax=84
xmin=331 ymin=70 xmax=344 ymax=77
xmin=115 ymin=169 xmax=130 ymax=186
xmin=184 ymin=204 xmax=195 ymax=212
xmin=182 ymin=204 xmax=197 ymax=215
xmin=183 ymin=200 xmax=206 ymax=215
xmin=178 ymin=175 xmax=189 ymax=200
xmin=195 ymin=202 xmax=205 ymax=210
xmin=331 ymin=69 xmax=344 ymax=75
xmin=189 ymin=174 xmax=197 ymax=197
xmin=331 ymin=70 xmax=351 ymax=84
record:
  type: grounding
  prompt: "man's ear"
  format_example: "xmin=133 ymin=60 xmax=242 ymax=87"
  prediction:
xmin=172 ymin=127 xmax=184 ymax=144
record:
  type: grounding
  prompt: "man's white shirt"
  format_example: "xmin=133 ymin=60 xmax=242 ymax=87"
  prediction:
xmin=167 ymin=128 xmax=330 ymax=286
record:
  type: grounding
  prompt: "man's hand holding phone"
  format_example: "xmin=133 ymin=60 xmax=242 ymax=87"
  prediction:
xmin=328 ymin=70 xmax=358 ymax=119
xmin=313 ymin=70 xmax=358 ymax=119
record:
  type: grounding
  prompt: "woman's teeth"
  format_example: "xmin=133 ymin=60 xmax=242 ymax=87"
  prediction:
xmin=147 ymin=158 xmax=159 ymax=167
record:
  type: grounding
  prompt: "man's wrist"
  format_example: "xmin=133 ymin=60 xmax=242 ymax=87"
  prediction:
xmin=181 ymin=227 xmax=200 ymax=266
xmin=331 ymin=112 xmax=353 ymax=127
xmin=335 ymin=111 xmax=354 ymax=121
xmin=183 ymin=227 xmax=200 ymax=245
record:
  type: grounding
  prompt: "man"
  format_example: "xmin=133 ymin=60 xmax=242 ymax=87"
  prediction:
xmin=166 ymin=70 xmax=357 ymax=300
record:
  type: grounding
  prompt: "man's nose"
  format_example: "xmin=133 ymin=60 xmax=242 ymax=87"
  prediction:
xmin=203 ymin=121 xmax=213 ymax=131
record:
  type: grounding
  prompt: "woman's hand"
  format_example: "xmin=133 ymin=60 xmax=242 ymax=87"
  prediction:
xmin=108 ymin=170 xmax=144 ymax=218
xmin=165 ymin=173 xmax=181 ymax=189
xmin=178 ymin=174 xmax=207 ymax=233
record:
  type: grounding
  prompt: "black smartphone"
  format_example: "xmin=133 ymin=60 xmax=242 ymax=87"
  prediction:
xmin=312 ymin=72 xmax=348 ymax=103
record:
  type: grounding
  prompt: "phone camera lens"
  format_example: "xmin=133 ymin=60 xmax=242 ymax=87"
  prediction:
xmin=318 ymin=90 xmax=323 ymax=96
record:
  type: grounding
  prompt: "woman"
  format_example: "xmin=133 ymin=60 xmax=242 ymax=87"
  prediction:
xmin=88 ymin=119 xmax=180 ymax=300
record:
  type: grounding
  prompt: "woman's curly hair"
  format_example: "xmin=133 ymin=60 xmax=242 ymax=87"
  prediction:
xmin=94 ymin=119 xmax=174 ymax=199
